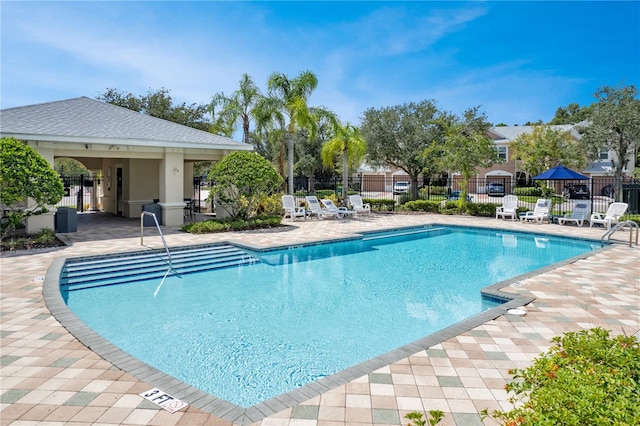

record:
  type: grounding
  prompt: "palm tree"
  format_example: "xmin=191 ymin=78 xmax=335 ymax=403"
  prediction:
xmin=208 ymin=73 xmax=262 ymax=144
xmin=321 ymin=122 xmax=367 ymax=206
xmin=260 ymin=70 xmax=322 ymax=194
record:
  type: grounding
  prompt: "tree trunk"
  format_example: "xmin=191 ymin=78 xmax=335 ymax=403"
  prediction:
xmin=242 ymin=116 xmax=250 ymax=145
xmin=342 ymin=149 xmax=349 ymax=206
xmin=287 ymin=132 xmax=295 ymax=195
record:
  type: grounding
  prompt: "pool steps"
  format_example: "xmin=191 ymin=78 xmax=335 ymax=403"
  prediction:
xmin=361 ymin=226 xmax=447 ymax=241
xmin=61 ymin=244 xmax=259 ymax=291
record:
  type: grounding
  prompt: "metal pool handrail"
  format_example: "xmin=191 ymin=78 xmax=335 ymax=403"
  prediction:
xmin=140 ymin=211 xmax=174 ymax=269
xmin=601 ymin=220 xmax=639 ymax=247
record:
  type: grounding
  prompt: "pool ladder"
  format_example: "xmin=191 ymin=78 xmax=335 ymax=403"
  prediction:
xmin=140 ymin=211 xmax=174 ymax=271
xmin=600 ymin=220 xmax=639 ymax=247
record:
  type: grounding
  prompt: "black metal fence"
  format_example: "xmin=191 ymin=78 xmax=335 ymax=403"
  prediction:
xmin=99 ymin=174 xmax=637 ymax=217
xmin=56 ymin=175 xmax=102 ymax=212
xmin=287 ymin=175 xmax=640 ymax=215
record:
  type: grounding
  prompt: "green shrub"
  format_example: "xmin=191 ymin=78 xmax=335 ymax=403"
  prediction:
xmin=405 ymin=410 xmax=444 ymax=425
xmin=34 ymin=228 xmax=57 ymax=244
xmin=397 ymin=193 xmax=412 ymax=205
xmin=315 ymin=189 xmax=335 ymax=199
xmin=417 ymin=191 xmax=447 ymax=201
xmin=0 ymin=228 xmax=62 ymax=251
xmin=514 ymin=186 xmax=543 ymax=197
xmin=404 ymin=200 xmax=441 ymax=213
xmin=364 ymin=198 xmax=396 ymax=211
xmin=465 ymin=202 xmax=500 ymax=217
xmin=257 ymin=193 xmax=284 ymax=215
xmin=440 ymin=200 xmax=463 ymax=214
xmin=1 ymin=137 xmax=65 ymax=238
xmin=482 ymin=328 xmax=640 ymax=426
xmin=422 ymin=185 xmax=448 ymax=195
xmin=207 ymin=151 xmax=282 ymax=220
xmin=182 ymin=215 xmax=282 ymax=234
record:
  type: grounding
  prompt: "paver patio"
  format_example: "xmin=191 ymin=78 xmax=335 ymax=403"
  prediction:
xmin=1 ymin=212 xmax=638 ymax=425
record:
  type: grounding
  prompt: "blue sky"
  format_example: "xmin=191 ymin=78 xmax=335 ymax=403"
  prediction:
xmin=2 ymin=1 xmax=639 ymax=131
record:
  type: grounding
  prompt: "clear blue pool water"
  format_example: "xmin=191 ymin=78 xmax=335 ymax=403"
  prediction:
xmin=63 ymin=226 xmax=597 ymax=407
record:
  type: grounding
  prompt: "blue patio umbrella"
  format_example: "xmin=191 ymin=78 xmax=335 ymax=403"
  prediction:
xmin=532 ymin=164 xmax=589 ymax=180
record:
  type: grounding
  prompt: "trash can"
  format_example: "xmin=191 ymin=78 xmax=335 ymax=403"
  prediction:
xmin=623 ymin=183 xmax=640 ymax=214
xmin=55 ymin=207 xmax=77 ymax=233
xmin=142 ymin=202 xmax=162 ymax=227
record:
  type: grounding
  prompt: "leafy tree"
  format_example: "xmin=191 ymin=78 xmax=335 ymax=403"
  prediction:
xmin=252 ymin=126 xmax=287 ymax=176
xmin=256 ymin=70 xmax=333 ymax=194
xmin=579 ymin=84 xmax=640 ymax=199
xmin=483 ymin=328 xmax=640 ymax=425
xmin=97 ymin=87 xmax=211 ymax=131
xmin=321 ymin=122 xmax=367 ymax=205
xmin=295 ymin=122 xmax=334 ymax=180
xmin=0 ymin=137 xmax=65 ymax=237
xmin=96 ymin=87 xmax=143 ymax=111
xmin=208 ymin=73 xmax=262 ymax=144
xmin=193 ymin=161 xmax=213 ymax=180
xmin=509 ymin=125 xmax=587 ymax=179
xmin=360 ymin=100 xmax=444 ymax=199
xmin=207 ymin=151 xmax=283 ymax=219
xmin=436 ymin=107 xmax=500 ymax=204
xmin=548 ymin=102 xmax=593 ymax=125
xmin=54 ymin=158 xmax=90 ymax=177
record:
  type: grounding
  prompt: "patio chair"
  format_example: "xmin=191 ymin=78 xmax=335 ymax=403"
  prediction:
xmin=348 ymin=194 xmax=371 ymax=216
xmin=281 ymin=195 xmax=306 ymax=222
xmin=558 ymin=202 xmax=590 ymax=227
xmin=590 ymin=202 xmax=628 ymax=230
xmin=305 ymin=196 xmax=339 ymax=219
xmin=321 ymin=199 xmax=357 ymax=219
xmin=495 ymin=195 xmax=518 ymax=221
xmin=520 ymin=199 xmax=551 ymax=224
xmin=183 ymin=198 xmax=194 ymax=219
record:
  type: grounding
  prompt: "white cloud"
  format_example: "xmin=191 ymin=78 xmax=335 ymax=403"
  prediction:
xmin=345 ymin=4 xmax=487 ymax=56
xmin=2 ymin=1 xmax=634 ymax=128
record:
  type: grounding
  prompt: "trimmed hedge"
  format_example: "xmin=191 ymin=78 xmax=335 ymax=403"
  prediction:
xmin=514 ymin=186 xmax=543 ymax=196
xmin=465 ymin=202 xmax=501 ymax=217
xmin=182 ymin=215 xmax=282 ymax=234
xmin=403 ymin=200 xmax=442 ymax=213
xmin=364 ymin=198 xmax=396 ymax=212
xmin=403 ymin=200 xmax=506 ymax=217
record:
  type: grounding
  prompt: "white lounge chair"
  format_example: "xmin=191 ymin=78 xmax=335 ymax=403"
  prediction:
xmin=558 ymin=202 xmax=590 ymax=227
xmin=305 ymin=196 xmax=339 ymax=219
xmin=520 ymin=199 xmax=551 ymax=224
xmin=496 ymin=195 xmax=518 ymax=221
xmin=281 ymin=195 xmax=306 ymax=222
xmin=590 ymin=202 xmax=628 ymax=230
xmin=348 ymin=194 xmax=371 ymax=216
xmin=321 ymin=199 xmax=357 ymax=219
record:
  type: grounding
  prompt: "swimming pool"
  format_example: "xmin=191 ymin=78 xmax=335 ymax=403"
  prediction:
xmin=57 ymin=225 xmax=598 ymax=409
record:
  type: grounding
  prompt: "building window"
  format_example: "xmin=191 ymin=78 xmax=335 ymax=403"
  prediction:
xmin=598 ymin=149 xmax=609 ymax=160
xmin=496 ymin=146 xmax=508 ymax=160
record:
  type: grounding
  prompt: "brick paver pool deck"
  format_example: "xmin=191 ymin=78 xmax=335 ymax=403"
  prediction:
xmin=1 ymin=212 xmax=638 ymax=425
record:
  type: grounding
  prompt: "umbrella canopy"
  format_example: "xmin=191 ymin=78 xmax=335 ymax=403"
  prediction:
xmin=532 ymin=164 xmax=589 ymax=180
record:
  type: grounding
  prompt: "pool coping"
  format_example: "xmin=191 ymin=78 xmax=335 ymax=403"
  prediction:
xmin=42 ymin=225 xmax=610 ymax=425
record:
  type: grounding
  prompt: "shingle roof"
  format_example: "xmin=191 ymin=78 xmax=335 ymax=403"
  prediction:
xmin=0 ymin=97 xmax=250 ymax=150
xmin=488 ymin=124 xmax=575 ymax=141
xmin=584 ymin=160 xmax=614 ymax=174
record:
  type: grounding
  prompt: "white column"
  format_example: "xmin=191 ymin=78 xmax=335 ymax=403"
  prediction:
xmin=183 ymin=161 xmax=194 ymax=200
xmin=158 ymin=149 xmax=185 ymax=226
